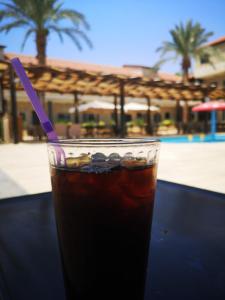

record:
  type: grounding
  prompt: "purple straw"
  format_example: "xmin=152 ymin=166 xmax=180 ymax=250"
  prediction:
xmin=11 ymin=57 xmax=58 ymax=141
xmin=10 ymin=57 xmax=64 ymax=163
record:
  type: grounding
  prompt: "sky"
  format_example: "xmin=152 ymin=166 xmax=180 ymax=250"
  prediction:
xmin=0 ymin=0 xmax=224 ymax=74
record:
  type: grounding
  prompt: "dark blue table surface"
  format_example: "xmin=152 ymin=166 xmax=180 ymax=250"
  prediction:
xmin=0 ymin=180 xmax=225 ymax=300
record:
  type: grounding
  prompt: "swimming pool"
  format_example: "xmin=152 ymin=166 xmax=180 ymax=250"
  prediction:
xmin=159 ymin=134 xmax=225 ymax=143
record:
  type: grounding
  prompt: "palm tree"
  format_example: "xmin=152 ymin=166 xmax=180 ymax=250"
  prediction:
xmin=0 ymin=0 xmax=92 ymax=65
xmin=156 ymin=20 xmax=213 ymax=81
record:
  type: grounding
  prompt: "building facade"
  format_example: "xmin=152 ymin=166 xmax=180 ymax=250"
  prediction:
xmin=194 ymin=35 xmax=225 ymax=123
xmin=194 ymin=36 xmax=225 ymax=88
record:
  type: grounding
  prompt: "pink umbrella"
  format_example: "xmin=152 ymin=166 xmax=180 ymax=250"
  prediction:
xmin=192 ymin=101 xmax=225 ymax=139
xmin=192 ymin=101 xmax=225 ymax=112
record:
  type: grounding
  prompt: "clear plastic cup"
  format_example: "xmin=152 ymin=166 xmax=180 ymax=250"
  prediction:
xmin=47 ymin=138 xmax=160 ymax=300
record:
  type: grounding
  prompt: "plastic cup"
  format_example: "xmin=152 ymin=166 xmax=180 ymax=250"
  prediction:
xmin=47 ymin=138 xmax=160 ymax=300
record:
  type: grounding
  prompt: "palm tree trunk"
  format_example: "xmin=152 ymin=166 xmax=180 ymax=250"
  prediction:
xmin=182 ymin=65 xmax=189 ymax=127
xmin=182 ymin=57 xmax=191 ymax=82
xmin=36 ymin=30 xmax=48 ymax=65
xmin=182 ymin=68 xmax=189 ymax=82
xmin=181 ymin=57 xmax=190 ymax=131
xmin=35 ymin=30 xmax=48 ymax=116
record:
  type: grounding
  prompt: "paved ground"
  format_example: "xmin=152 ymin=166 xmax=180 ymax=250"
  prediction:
xmin=0 ymin=142 xmax=225 ymax=199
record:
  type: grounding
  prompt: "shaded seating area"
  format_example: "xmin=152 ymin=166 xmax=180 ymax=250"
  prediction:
xmin=0 ymin=58 xmax=225 ymax=142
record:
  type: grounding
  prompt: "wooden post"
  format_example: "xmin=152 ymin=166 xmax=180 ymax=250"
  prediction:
xmin=113 ymin=95 xmax=118 ymax=134
xmin=120 ymin=81 xmax=125 ymax=137
xmin=203 ymin=90 xmax=209 ymax=133
xmin=0 ymin=76 xmax=3 ymax=114
xmin=176 ymin=99 xmax=181 ymax=134
xmin=146 ymin=97 xmax=152 ymax=134
xmin=47 ymin=101 xmax=53 ymax=122
xmin=0 ymin=77 xmax=4 ymax=139
xmin=38 ymin=91 xmax=46 ymax=110
xmin=183 ymin=100 xmax=189 ymax=123
xmin=9 ymin=65 xmax=19 ymax=144
xmin=74 ymin=92 xmax=79 ymax=123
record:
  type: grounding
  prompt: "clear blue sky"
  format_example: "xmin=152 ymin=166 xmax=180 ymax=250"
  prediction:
xmin=0 ymin=0 xmax=224 ymax=74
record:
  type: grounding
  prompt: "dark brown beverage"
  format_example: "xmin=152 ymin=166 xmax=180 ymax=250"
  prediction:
xmin=51 ymin=163 xmax=156 ymax=300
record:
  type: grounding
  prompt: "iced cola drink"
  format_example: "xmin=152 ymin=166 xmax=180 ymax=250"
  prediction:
xmin=47 ymin=139 xmax=160 ymax=300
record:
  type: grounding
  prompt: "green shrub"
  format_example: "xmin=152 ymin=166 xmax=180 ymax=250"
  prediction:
xmin=81 ymin=121 xmax=97 ymax=129
xmin=160 ymin=119 xmax=174 ymax=127
xmin=126 ymin=118 xmax=146 ymax=128
xmin=134 ymin=118 xmax=145 ymax=127
xmin=97 ymin=120 xmax=106 ymax=128
xmin=56 ymin=120 xmax=70 ymax=124
xmin=109 ymin=119 xmax=116 ymax=127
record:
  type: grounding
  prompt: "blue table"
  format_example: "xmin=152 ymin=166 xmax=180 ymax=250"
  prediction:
xmin=0 ymin=181 xmax=225 ymax=300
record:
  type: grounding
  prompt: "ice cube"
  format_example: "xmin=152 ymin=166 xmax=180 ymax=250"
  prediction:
xmin=121 ymin=152 xmax=147 ymax=169
xmin=92 ymin=152 xmax=107 ymax=162
xmin=66 ymin=154 xmax=91 ymax=168
xmin=123 ymin=152 xmax=133 ymax=160
xmin=121 ymin=152 xmax=134 ymax=167
xmin=81 ymin=161 xmax=110 ymax=173
xmin=107 ymin=152 xmax=121 ymax=168
xmin=108 ymin=153 xmax=121 ymax=161
xmin=81 ymin=159 xmax=120 ymax=173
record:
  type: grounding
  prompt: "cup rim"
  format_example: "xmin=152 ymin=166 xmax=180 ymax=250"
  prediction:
xmin=48 ymin=138 xmax=160 ymax=146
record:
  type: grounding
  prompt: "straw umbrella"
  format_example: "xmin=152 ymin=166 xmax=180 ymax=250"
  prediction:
xmin=124 ymin=102 xmax=159 ymax=112
xmin=69 ymin=100 xmax=115 ymax=114
xmin=69 ymin=100 xmax=159 ymax=114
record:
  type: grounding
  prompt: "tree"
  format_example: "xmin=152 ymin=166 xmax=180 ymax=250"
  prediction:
xmin=0 ymin=0 xmax=92 ymax=65
xmin=156 ymin=20 xmax=213 ymax=81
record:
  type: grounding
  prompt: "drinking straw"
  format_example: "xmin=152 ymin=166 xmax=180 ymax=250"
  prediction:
xmin=10 ymin=57 xmax=64 ymax=163
xmin=11 ymin=58 xmax=58 ymax=140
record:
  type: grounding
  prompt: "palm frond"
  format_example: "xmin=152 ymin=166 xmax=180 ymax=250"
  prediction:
xmin=48 ymin=25 xmax=64 ymax=43
xmin=52 ymin=9 xmax=90 ymax=29
xmin=71 ymin=28 xmax=93 ymax=48
xmin=170 ymin=28 xmax=186 ymax=55
xmin=0 ymin=19 xmax=29 ymax=33
xmin=21 ymin=28 xmax=35 ymax=50
xmin=0 ymin=1 xmax=31 ymax=22
xmin=155 ymin=54 xmax=180 ymax=68
xmin=60 ymin=28 xmax=83 ymax=50
xmin=152 ymin=59 xmax=168 ymax=71
xmin=156 ymin=41 xmax=178 ymax=57
xmin=56 ymin=27 xmax=92 ymax=49
xmin=48 ymin=26 xmax=92 ymax=49
xmin=0 ymin=9 xmax=24 ymax=22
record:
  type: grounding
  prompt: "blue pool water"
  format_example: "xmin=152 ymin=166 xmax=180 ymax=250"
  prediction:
xmin=160 ymin=134 xmax=225 ymax=143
